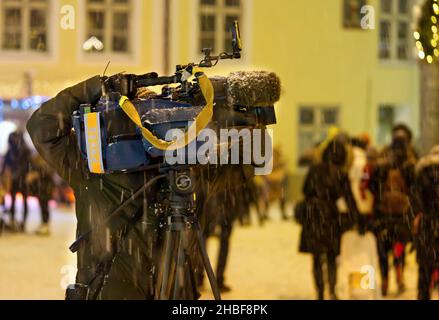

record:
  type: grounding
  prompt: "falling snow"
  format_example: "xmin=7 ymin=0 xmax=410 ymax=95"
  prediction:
xmin=0 ymin=201 xmax=428 ymax=300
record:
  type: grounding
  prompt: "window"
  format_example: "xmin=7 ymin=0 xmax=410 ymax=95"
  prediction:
xmin=0 ymin=0 xmax=49 ymax=52
xmin=199 ymin=0 xmax=242 ymax=53
xmin=379 ymin=0 xmax=412 ymax=60
xmin=343 ymin=0 xmax=367 ymax=29
xmin=377 ymin=104 xmax=412 ymax=146
xmin=85 ymin=0 xmax=132 ymax=54
xmin=298 ymin=106 xmax=340 ymax=166
xmin=377 ymin=105 xmax=395 ymax=146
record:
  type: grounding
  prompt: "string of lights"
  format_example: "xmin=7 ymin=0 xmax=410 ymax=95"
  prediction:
xmin=0 ymin=96 xmax=48 ymax=111
xmin=415 ymin=0 xmax=439 ymax=63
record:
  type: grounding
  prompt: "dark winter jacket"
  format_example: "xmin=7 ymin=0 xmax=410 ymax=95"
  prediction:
xmin=27 ymin=76 xmax=160 ymax=300
xmin=415 ymin=149 xmax=439 ymax=266
xmin=297 ymin=163 xmax=358 ymax=255
xmin=368 ymin=159 xmax=417 ymax=244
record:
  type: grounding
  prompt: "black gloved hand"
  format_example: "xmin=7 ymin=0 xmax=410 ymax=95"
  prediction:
xmin=101 ymin=73 xmax=135 ymax=98
xmin=101 ymin=72 xmax=158 ymax=99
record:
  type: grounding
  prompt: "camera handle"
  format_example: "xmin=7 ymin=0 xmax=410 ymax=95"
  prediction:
xmin=134 ymin=21 xmax=242 ymax=89
xmin=198 ymin=20 xmax=242 ymax=68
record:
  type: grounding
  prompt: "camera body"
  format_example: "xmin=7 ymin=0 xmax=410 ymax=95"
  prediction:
xmin=72 ymin=75 xmax=278 ymax=174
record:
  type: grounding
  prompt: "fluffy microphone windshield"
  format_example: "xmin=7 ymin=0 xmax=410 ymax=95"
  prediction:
xmin=226 ymin=71 xmax=281 ymax=107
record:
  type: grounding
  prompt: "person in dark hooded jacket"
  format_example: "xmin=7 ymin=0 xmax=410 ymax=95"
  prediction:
xmin=27 ymin=77 xmax=164 ymax=300
xmin=26 ymin=154 xmax=55 ymax=236
xmin=27 ymin=76 xmax=255 ymax=300
xmin=296 ymin=139 xmax=359 ymax=300
xmin=414 ymin=146 xmax=439 ymax=300
xmin=368 ymin=136 xmax=417 ymax=296
xmin=2 ymin=131 xmax=32 ymax=232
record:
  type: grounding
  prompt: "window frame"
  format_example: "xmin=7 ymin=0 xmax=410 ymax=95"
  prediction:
xmin=377 ymin=104 xmax=396 ymax=146
xmin=376 ymin=103 xmax=413 ymax=147
xmin=78 ymin=0 xmax=141 ymax=66
xmin=198 ymin=0 xmax=242 ymax=53
xmin=173 ymin=0 xmax=252 ymax=70
xmin=0 ymin=0 xmax=56 ymax=62
xmin=191 ymin=0 xmax=249 ymax=66
xmin=297 ymin=106 xmax=341 ymax=167
xmin=379 ymin=0 xmax=414 ymax=62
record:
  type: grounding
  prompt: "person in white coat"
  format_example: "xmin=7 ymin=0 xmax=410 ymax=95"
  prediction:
xmin=339 ymin=136 xmax=381 ymax=300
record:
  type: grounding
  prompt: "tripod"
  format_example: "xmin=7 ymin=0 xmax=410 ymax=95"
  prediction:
xmin=154 ymin=168 xmax=222 ymax=300
xmin=69 ymin=165 xmax=222 ymax=300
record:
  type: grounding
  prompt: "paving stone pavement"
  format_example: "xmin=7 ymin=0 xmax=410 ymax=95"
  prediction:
xmin=202 ymin=206 xmax=420 ymax=300
xmin=0 ymin=200 xmax=424 ymax=300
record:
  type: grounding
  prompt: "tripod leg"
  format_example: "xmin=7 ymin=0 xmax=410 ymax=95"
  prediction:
xmin=195 ymin=221 xmax=222 ymax=300
xmin=185 ymin=251 xmax=201 ymax=300
xmin=157 ymin=228 xmax=177 ymax=300
xmin=172 ymin=231 xmax=185 ymax=300
xmin=176 ymin=228 xmax=202 ymax=300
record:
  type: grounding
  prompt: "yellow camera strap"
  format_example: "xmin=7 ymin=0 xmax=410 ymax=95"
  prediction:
xmin=118 ymin=70 xmax=214 ymax=151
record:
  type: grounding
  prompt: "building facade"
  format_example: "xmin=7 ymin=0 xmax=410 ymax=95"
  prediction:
xmin=0 ymin=0 xmax=421 ymax=197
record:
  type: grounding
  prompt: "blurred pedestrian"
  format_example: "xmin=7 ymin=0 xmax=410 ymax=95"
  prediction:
xmin=368 ymin=135 xmax=417 ymax=296
xmin=381 ymin=123 xmax=418 ymax=162
xmin=26 ymin=155 xmax=55 ymax=236
xmin=414 ymin=146 xmax=439 ymax=300
xmin=264 ymin=148 xmax=289 ymax=220
xmin=1 ymin=131 xmax=32 ymax=232
xmin=295 ymin=139 xmax=359 ymax=300
xmin=199 ymin=168 xmax=253 ymax=293
xmin=350 ymin=134 xmax=375 ymax=233
xmin=251 ymin=176 xmax=269 ymax=226
xmin=207 ymin=191 xmax=236 ymax=293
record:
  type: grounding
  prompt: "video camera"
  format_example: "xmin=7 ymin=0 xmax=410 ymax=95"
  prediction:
xmin=72 ymin=22 xmax=280 ymax=174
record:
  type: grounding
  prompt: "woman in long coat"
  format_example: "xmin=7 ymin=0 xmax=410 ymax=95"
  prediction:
xmin=296 ymin=139 xmax=358 ymax=300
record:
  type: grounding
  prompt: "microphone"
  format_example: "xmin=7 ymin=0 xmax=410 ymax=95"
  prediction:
xmin=226 ymin=71 xmax=281 ymax=107
xmin=209 ymin=71 xmax=280 ymax=127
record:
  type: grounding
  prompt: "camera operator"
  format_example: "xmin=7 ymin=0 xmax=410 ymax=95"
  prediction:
xmin=27 ymin=76 xmax=161 ymax=300
xmin=27 ymin=74 xmax=257 ymax=300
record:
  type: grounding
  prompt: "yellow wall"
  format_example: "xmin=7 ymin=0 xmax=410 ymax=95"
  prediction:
xmin=249 ymin=0 xmax=419 ymax=171
xmin=170 ymin=0 xmax=419 ymax=173
xmin=0 ymin=0 xmax=157 ymax=96
xmin=0 ymin=0 xmax=420 ymax=178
